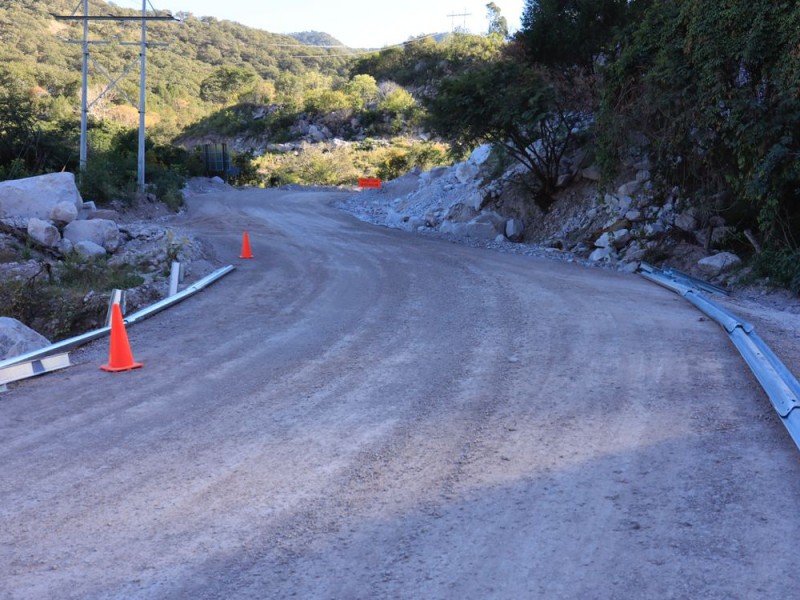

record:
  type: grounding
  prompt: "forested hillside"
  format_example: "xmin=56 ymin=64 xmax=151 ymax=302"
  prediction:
xmin=0 ymin=0 xmax=352 ymax=141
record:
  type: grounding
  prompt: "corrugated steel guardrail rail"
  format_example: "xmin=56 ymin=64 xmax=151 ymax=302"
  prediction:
xmin=0 ymin=265 xmax=236 ymax=374
xmin=640 ymin=263 xmax=800 ymax=451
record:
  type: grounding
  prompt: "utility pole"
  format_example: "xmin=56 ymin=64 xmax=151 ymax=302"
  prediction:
xmin=138 ymin=0 xmax=147 ymax=192
xmin=53 ymin=3 xmax=177 ymax=193
xmin=447 ymin=8 xmax=472 ymax=33
xmin=80 ymin=0 xmax=89 ymax=173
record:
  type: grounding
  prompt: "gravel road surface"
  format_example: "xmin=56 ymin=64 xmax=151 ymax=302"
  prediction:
xmin=2 ymin=188 xmax=800 ymax=599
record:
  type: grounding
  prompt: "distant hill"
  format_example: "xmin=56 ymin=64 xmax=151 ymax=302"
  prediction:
xmin=289 ymin=31 xmax=348 ymax=48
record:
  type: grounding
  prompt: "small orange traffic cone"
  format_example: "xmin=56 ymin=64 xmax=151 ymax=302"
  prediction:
xmin=240 ymin=231 xmax=253 ymax=259
xmin=100 ymin=303 xmax=143 ymax=372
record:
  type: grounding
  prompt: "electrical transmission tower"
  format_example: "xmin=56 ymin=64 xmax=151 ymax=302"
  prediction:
xmin=53 ymin=1 xmax=178 ymax=192
xmin=447 ymin=8 xmax=472 ymax=33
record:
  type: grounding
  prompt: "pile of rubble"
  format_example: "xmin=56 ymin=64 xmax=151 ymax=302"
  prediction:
xmin=0 ymin=173 xmax=213 ymax=359
xmin=337 ymin=144 xmax=745 ymax=280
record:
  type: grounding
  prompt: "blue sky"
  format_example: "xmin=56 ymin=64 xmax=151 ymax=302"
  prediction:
xmin=113 ymin=1 xmax=526 ymax=48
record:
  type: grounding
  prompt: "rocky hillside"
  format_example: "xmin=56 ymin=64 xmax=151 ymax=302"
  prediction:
xmin=338 ymin=143 xmax=748 ymax=285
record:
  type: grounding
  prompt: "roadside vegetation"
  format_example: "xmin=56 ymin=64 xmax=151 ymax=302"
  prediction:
xmin=0 ymin=0 xmax=798 ymax=292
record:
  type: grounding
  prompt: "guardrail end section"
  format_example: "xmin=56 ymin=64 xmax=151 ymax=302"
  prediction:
xmin=0 ymin=352 xmax=71 ymax=390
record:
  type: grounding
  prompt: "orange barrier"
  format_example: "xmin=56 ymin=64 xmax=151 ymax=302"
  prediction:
xmin=240 ymin=231 xmax=253 ymax=259
xmin=357 ymin=178 xmax=382 ymax=188
xmin=100 ymin=303 xmax=143 ymax=372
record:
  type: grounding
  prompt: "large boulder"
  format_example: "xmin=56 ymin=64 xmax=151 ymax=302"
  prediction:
xmin=27 ymin=218 xmax=61 ymax=247
xmin=0 ymin=317 xmax=51 ymax=361
xmin=74 ymin=240 xmax=107 ymax=258
xmin=697 ymin=252 xmax=741 ymax=275
xmin=440 ymin=219 xmax=498 ymax=241
xmin=63 ymin=219 xmax=121 ymax=252
xmin=674 ymin=207 xmax=701 ymax=232
xmin=51 ymin=201 xmax=79 ymax=225
xmin=455 ymin=161 xmax=479 ymax=184
xmin=0 ymin=172 xmax=83 ymax=222
xmin=505 ymin=218 xmax=525 ymax=242
xmin=469 ymin=143 xmax=493 ymax=166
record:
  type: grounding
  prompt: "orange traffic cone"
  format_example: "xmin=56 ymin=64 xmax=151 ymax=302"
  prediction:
xmin=100 ymin=303 xmax=143 ymax=372
xmin=240 ymin=231 xmax=253 ymax=259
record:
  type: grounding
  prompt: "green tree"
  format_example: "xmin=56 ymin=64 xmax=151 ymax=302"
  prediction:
xmin=344 ymin=74 xmax=380 ymax=109
xmin=486 ymin=2 xmax=509 ymax=39
xmin=425 ymin=59 xmax=578 ymax=211
xmin=0 ymin=80 xmax=76 ymax=180
xmin=199 ymin=67 xmax=257 ymax=105
xmin=304 ymin=89 xmax=352 ymax=114
xmin=518 ymin=0 xmax=630 ymax=69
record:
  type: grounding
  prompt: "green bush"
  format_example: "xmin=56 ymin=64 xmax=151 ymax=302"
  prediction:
xmin=77 ymin=124 xmax=188 ymax=209
xmin=751 ymin=248 xmax=800 ymax=295
xmin=599 ymin=0 xmax=800 ymax=249
xmin=253 ymin=139 xmax=450 ymax=187
xmin=256 ymin=143 xmax=359 ymax=186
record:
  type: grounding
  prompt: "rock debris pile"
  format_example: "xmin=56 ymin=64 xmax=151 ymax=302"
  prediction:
xmin=337 ymin=144 xmax=744 ymax=280
xmin=0 ymin=173 xmax=215 ymax=358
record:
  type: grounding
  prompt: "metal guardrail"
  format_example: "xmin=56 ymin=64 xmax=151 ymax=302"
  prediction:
xmin=0 ymin=265 xmax=235 ymax=374
xmin=640 ymin=263 xmax=800 ymax=451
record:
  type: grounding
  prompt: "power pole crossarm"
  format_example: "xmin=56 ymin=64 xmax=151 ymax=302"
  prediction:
xmin=446 ymin=8 xmax=472 ymax=32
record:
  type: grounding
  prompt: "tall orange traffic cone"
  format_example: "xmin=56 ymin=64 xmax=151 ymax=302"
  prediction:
xmin=240 ymin=231 xmax=253 ymax=259
xmin=100 ymin=303 xmax=143 ymax=372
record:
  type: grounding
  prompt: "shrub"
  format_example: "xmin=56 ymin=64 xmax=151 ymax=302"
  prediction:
xmin=304 ymin=89 xmax=352 ymax=115
xmin=256 ymin=143 xmax=360 ymax=187
xmin=751 ymin=248 xmax=800 ymax=295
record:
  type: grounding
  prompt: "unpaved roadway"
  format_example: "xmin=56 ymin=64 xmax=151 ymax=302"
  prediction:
xmin=2 ymin=188 xmax=800 ymax=599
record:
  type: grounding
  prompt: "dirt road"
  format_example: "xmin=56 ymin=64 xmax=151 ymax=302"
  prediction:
xmin=2 ymin=188 xmax=799 ymax=599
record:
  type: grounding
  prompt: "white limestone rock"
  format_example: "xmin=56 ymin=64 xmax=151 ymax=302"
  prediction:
xmin=0 ymin=317 xmax=51 ymax=361
xmin=589 ymin=246 xmax=615 ymax=262
xmin=468 ymin=143 xmax=493 ymax=166
xmin=63 ymin=219 xmax=121 ymax=252
xmin=51 ymin=200 xmax=79 ymax=225
xmin=618 ymin=180 xmax=641 ymax=197
xmin=27 ymin=218 xmax=61 ymax=247
xmin=0 ymin=172 xmax=83 ymax=221
xmin=697 ymin=252 xmax=741 ymax=275
xmin=505 ymin=218 xmax=525 ymax=242
xmin=74 ymin=240 xmax=107 ymax=258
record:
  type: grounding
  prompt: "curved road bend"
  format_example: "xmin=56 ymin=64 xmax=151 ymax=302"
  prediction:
xmin=2 ymin=188 xmax=799 ymax=599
